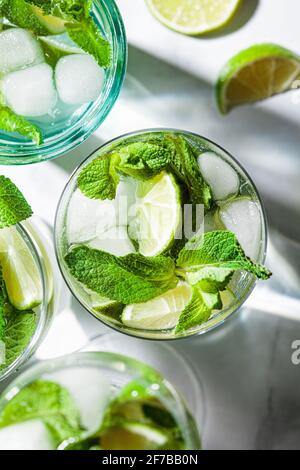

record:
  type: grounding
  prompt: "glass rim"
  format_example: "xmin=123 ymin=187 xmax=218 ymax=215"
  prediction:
xmin=0 ymin=220 xmax=54 ymax=381
xmin=0 ymin=0 xmax=127 ymax=165
xmin=0 ymin=351 xmax=201 ymax=449
xmin=54 ymin=127 xmax=268 ymax=342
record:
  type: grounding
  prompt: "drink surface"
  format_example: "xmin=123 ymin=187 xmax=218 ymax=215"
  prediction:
xmin=0 ymin=2 xmax=112 ymax=145
xmin=0 ymin=355 xmax=198 ymax=450
xmin=56 ymin=130 xmax=270 ymax=339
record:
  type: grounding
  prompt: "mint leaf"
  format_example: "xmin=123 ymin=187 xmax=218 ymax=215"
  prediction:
xmin=0 ymin=379 xmax=82 ymax=445
xmin=0 ymin=106 xmax=43 ymax=145
xmin=177 ymin=230 xmax=271 ymax=280
xmin=27 ymin=0 xmax=91 ymax=21
xmin=0 ymin=309 xmax=37 ymax=369
xmin=116 ymin=140 xmax=174 ymax=180
xmin=166 ymin=135 xmax=212 ymax=210
xmin=77 ymin=153 xmax=120 ymax=200
xmin=176 ymin=287 xmax=212 ymax=333
xmin=1 ymin=0 xmax=49 ymax=35
xmin=66 ymin=17 xmax=111 ymax=68
xmin=65 ymin=246 xmax=178 ymax=304
xmin=187 ymin=266 xmax=233 ymax=291
xmin=0 ymin=176 xmax=33 ymax=229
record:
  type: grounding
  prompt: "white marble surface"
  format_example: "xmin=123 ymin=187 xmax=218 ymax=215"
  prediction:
xmin=1 ymin=0 xmax=300 ymax=450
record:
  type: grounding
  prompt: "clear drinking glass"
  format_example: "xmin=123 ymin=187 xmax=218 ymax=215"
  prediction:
xmin=55 ymin=129 xmax=267 ymax=340
xmin=0 ymin=351 xmax=201 ymax=450
xmin=0 ymin=0 xmax=127 ymax=165
xmin=0 ymin=219 xmax=55 ymax=381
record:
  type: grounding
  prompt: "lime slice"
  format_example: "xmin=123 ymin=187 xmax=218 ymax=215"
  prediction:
xmin=128 ymin=171 xmax=181 ymax=257
xmin=122 ymin=282 xmax=192 ymax=330
xmin=145 ymin=0 xmax=241 ymax=35
xmin=89 ymin=292 xmax=118 ymax=312
xmin=101 ymin=421 xmax=168 ymax=450
xmin=216 ymin=43 xmax=300 ymax=113
xmin=39 ymin=35 xmax=83 ymax=55
xmin=0 ymin=227 xmax=42 ymax=310
xmin=31 ymin=5 xmax=66 ymax=34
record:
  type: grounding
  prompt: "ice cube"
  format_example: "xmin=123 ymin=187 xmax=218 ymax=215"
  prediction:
xmin=55 ymin=54 xmax=104 ymax=105
xmin=67 ymin=189 xmax=117 ymax=245
xmin=44 ymin=367 xmax=111 ymax=432
xmin=0 ymin=28 xmax=44 ymax=74
xmin=0 ymin=419 xmax=55 ymax=450
xmin=2 ymin=63 xmax=57 ymax=117
xmin=89 ymin=226 xmax=136 ymax=256
xmin=198 ymin=152 xmax=239 ymax=201
xmin=219 ymin=198 xmax=262 ymax=260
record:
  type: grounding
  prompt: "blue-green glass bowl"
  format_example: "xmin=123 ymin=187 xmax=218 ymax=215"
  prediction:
xmin=0 ymin=0 xmax=127 ymax=165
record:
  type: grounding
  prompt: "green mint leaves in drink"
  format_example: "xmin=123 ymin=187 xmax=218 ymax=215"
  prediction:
xmin=0 ymin=106 xmax=43 ymax=145
xmin=0 ymin=380 xmax=82 ymax=444
xmin=65 ymin=246 xmax=177 ymax=304
xmin=0 ymin=176 xmax=33 ymax=229
xmin=1 ymin=309 xmax=37 ymax=368
xmin=69 ymin=133 xmax=271 ymax=334
xmin=27 ymin=0 xmax=111 ymax=67
xmin=176 ymin=230 xmax=271 ymax=280
xmin=77 ymin=134 xmax=212 ymax=209
xmin=77 ymin=153 xmax=120 ymax=200
xmin=1 ymin=0 xmax=50 ymax=35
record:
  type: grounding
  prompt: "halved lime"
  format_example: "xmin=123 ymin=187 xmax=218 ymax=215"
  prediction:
xmin=145 ymin=0 xmax=241 ymax=35
xmin=216 ymin=43 xmax=300 ymax=113
xmin=122 ymin=282 xmax=192 ymax=330
xmin=31 ymin=5 xmax=66 ymax=34
xmin=0 ymin=227 xmax=42 ymax=310
xmin=128 ymin=171 xmax=181 ymax=257
xmin=101 ymin=421 xmax=168 ymax=450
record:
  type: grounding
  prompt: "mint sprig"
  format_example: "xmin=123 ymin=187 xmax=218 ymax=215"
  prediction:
xmin=0 ymin=106 xmax=43 ymax=145
xmin=0 ymin=176 xmax=33 ymax=229
xmin=65 ymin=246 xmax=177 ymax=304
xmin=77 ymin=135 xmax=212 ymax=209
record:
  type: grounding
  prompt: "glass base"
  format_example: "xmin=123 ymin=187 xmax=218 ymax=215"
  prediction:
xmin=82 ymin=333 xmax=204 ymax=428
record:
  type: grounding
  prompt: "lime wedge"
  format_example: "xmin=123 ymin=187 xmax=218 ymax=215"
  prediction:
xmin=31 ymin=5 xmax=66 ymax=34
xmin=128 ymin=171 xmax=181 ymax=257
xmin=216 ymin=43 xmax=300 ymax=113
xmin=146 ymin=0 xmax=241 ymax=35
xmin=122 ymin=282 xmax=192 ymax=330
xmin=101 ymin=421 xmax=168 ymax=450
xmin=0 ymin=227 xmax=42 ymax=310
xmin=39 ymin=35 xmax=83 ymax=55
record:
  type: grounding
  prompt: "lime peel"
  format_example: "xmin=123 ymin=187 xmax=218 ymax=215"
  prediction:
xmin=216 ymin=43 xmax=300 ymax=113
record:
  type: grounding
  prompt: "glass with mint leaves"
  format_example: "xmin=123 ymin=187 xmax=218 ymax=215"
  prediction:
xmin=0 ymin=176 xmax=54 ymax=380
xmin=55 ymin=129 xmax=271 ymax=340
xmin=0 ymin=351 xmax=201 ymax=450
xmin=0 ymin=0 xmax=126 ymax=164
